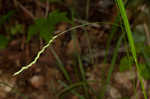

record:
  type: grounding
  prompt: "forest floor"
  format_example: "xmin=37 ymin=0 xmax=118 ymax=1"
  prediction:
xmin=0 ymin=0 xmax=150 ymax=99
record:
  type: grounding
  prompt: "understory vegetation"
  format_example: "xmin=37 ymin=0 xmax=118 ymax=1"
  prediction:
xmin=0 ymin=0 xmax=150 ymax=99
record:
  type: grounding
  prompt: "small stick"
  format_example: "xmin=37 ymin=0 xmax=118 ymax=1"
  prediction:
xmin=45 ymin=0 xmax=49 ymax=17
xmin=15 ymin=0 xmax=35 ymax=19
xmin=34 ymin=0 xmax=46 ymax=8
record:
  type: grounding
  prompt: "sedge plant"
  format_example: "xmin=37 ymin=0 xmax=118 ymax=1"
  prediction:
xmin=115 ymin=0 xmax=147 ymax=98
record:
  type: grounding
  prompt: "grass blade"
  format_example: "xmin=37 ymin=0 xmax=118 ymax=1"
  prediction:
xmin=50 ymin=47 xmax=71 ymax=83
xmin=115 ymin=0 xmax=147 ymax=98
xmin=100 ymin=29 xmax=125 ymax=98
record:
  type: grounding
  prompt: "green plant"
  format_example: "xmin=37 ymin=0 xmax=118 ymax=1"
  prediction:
xmin=0 ymin=10 xmax=15 ymax=49
xmin=58 ymin=80 xmax=85 ymax=99
xmin=10 ymin=24 xmax=24 ymax=35
xmin=0 ymin=10 xmax=15 ymax=26
xmin=120 ymin=23 xmax=150 ymax=78
xmin=0 ymin=23 xmax=25 ymax=50
xmin=0 ymin=34 xmax=9 ymax=49
xmin=27 ymin=10 xmax=70 ymax=42
xmin=50 ymin=47 xmax=71 ymax=82
xmin=100 ymin=29 xmax=126 ymax=98
xmin=70 ymin=15 xmax=89 ymax=98
xmin=119 ymin=56 xmax=134 ymax=72
xmin=58 ymin=80 xmax=95 ymax=98
xmin=139 ymin=64 xmax=150 ymax=80
xmin=115 ymin=0 xmax=147 ymax=98
xmin=13 ymin=23 xmax=94 ymax=76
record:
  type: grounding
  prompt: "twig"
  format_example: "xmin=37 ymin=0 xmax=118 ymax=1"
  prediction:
xmin=15 ymin=0 xmax=35 ymax=20
xmin=74 ymin=18 xmax=101 ymax=28
xmin=34 ymin=0 xmax=46 ymax=8
xmin=45 ymin=0 xmax=49 ymax=17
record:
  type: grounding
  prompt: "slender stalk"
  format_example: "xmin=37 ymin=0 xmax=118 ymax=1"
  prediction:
xmin=13 ymin=23 xmax=95 ymax=76
xmin=58 ymin=80 xmax=85 ymax=99
xmin=115 ymin=0 xmax=147 ymax=98
xmin=50 ymin=47 xmax=71 ymax=83
xmin=100 ymin=30 xmax=125 ymax=98
xmin=78 ymin=55 xmax=89 ymax=99
xmin=103 ymin=14 xmax=121 ymax=63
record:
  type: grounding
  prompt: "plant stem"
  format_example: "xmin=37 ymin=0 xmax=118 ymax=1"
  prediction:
xmin=115 ymin=0 xmax=147 ymax=98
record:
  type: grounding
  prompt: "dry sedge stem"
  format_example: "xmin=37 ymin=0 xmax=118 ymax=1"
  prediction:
xmin=13 ymin=23 xmax=94 ymax=76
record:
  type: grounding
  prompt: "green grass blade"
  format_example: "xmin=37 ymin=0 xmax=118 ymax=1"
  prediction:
xmin=115 ymin=0 xmax=147 ymax=98
xmin=58 ymin=80 xmax=95 ymax=98
xmin=103 ymin=14 xmax=121 ymax=63
xmin=58 ymin=80 xmax=85 ymax=99
xmin=71 ymin=19 xmax=89 ymax=98
xmin=100 ymin=29 xmax=125 ymax=98
xmin=104 ymin=0 xmax=128 ymax=63
xmin=50 ymin=47 xmax=71 ymax=83
xmin=78 ymin=55 xmax=89 ymax=98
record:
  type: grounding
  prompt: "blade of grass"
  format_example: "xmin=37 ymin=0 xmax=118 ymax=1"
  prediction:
xmin=58 ymin=80 xmax=95 ymax=98
xmin=103 ymin=14 xmax=121 ymax=63
xmin=103 ymin=0 xmax=128 ymax=64
xmin=78 ymin=55 xmax=89 ymax=99
xmin=71 ymin=20 xmax=89 ymax=98
xmin=71 ymin=11 xmax=90 ymax=98
xmin=50 ymin=47 xmax=87 ymax=98
xmin=123 ymin=32 xmax=139 ymax=99
xmin=100 ymin=28 xmax=126 ymax=98
xmin=115 ymin=0 xmax=147 ymax=98
xmin=58 ymin=80 xmax=85 ymax=99
xmin=50 ymin=47 xmax=71 ymax=83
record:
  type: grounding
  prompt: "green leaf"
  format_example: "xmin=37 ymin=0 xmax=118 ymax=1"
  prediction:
xmin=143 ymin=46 xmax=150 ymax=57
xmin=10 ymin=24 xmax=24 ymax=35
xmin=119 ymin=56 xmax=134 ymax=72
xmin=135 ymin=42 xmax=145 ymax=53
xmin=27 ymin=24 xmax=38 ymax=42
xmin=0 ymin=34 xmax=9 ymax=49
xmin=27 ymin=10 xmax=70 ymax=42
xmin=0 ymin=10 xmax=15 ymax=26
xmin=139 ymin=64 xmax=150 ymax=80
xmin=47 ymin=10 xmax=70 ymax=25
xmin=133 ymin=24 xmax=146 ymax=43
